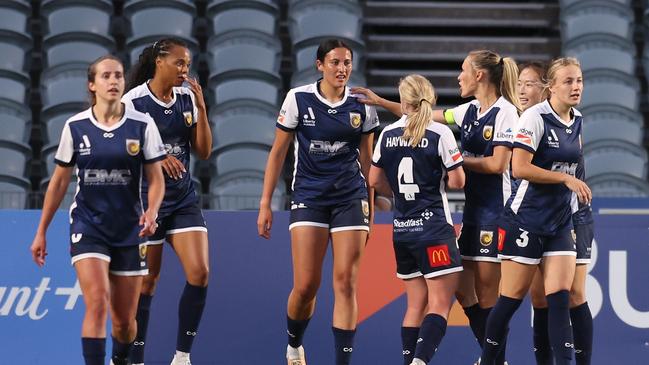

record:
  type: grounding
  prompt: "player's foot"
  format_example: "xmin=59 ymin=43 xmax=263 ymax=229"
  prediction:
xmin=170 ymin=351 xmax=191 ymax=365
xmin=286 ymin=345 xmax=307 ymax=365
xmin=473 ymin=358 xmax=480 ymax=365
xmin=410 ymin=359 xmax=426 ymax=365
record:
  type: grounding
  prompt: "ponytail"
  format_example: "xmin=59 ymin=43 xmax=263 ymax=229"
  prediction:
xmin=126 ymin=37 xmax=188 ymax=92
xmin=468 ymin=50 xmax=522 ymax=113
xmin=501 ymin=57 xmax=523 ymax=113
xmin=398 ymin=74 xmax=437 ymax=148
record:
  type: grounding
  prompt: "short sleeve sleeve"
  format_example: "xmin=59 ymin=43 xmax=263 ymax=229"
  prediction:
xmin=143 ymin=117 xmax=166 ymax=163
xmin=513 ymin=109 xmax=544 ymax=153
xmin=187 ymin=88 xmax=199 ymax=127
xmin=493 ymin=106 xmax=518 ymax=147
xmin=371 ymin=128 xmax=387 ymax=167
xmin=445 ymin=101 xmax=472 ymax=127
xmin=54 ymin=122 xmax=75 ymax=166
xmin=363 ymin=105 xmax=380 ymax=134
xmin=438 ymin=126 xmax=463 ymax=170
xmin=277 ymin=89 xmax=299 ymax=131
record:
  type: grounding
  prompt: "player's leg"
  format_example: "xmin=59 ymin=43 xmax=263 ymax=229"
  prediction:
xmin=455 ymin=225 xmax=484 ymax=349
xmin=529 ymin=267 xmax=552 ymax=365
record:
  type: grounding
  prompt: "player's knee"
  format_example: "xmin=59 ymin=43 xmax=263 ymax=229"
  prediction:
xmin=111 ymin=318 xmax=136 ymax=342
xmin=84 ymin=288 xmax=109 ymax=317
xmin=141 ymin=273 xmax=160 ymax=295
xmin=530 ymin=291 xmax=548 ymax=308
xmin=569 ymin=287 xmax=586 ymax=307
xmin=333 ymin=271 xmax=357 ymax=298
xmin=455 ymin=289 xmax=477 ymax=307
xmin=427 ymin=296 xmax=453 ymax=316
xmin=475 ymin=284 xmax=499 ymax=305
xmin=292 ymin=281 xmax=320 ymax=302
xmin=187 ymin=265 xmax=209 ymax=287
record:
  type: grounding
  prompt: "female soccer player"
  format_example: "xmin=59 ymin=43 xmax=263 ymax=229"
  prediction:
xmin=354 ymin=50 xmax=521 ymax=363
xmin=520 ymin=62 xmax=594 ymax=365
xmin=369 ymin=74 xmax=465 ymax=365
xmin=123 ymin=38 xmax=212 ymax=365
xmin=480 ymin=57 xmax=591 ymax=365
xmin=257 ymin=38 xmax=379 ymax=365
xmin=30 ymin=55 xmax=166 ymax=365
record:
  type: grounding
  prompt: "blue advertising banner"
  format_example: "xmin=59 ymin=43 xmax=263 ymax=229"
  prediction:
xmin=1 ymin=210 xmax=648 ymax=364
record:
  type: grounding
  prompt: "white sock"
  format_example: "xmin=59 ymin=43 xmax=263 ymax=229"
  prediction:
xmin=410 ymin=358 xmax=426 ymax=365
xmin=286 ymin=345 xmax=302 ymax=359
xmin=175 ymin=350 xmax=190 ymax=359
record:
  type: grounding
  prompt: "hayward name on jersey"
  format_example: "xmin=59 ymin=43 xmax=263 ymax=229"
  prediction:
xmin=446 ymin=97 xmax=518 ymax=226
xmin=55 ymin=108 xmax=166 ymax=246
xmin=276 ymin=81 xmax=379 ymax=206
xmin=505 ymin=99 xmax=583 ymax=235
xmin=373 ymin=116 xmax=463 ymax=242
xmin=122 ymin=82 xmax=199 ymax=212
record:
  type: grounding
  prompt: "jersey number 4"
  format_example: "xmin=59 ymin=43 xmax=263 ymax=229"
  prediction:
xmin=398 ymin=157 xmax=420 ymax=201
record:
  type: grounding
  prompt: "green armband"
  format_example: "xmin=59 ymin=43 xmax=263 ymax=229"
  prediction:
xmin=443 ymin=109 xmax=455 ymax=125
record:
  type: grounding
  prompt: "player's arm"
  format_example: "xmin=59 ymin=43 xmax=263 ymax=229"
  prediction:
xmin=446 ymin=166 xmax=465 ymax=190
xmin=187 ymin=77 xmax=212 ymax=159
xmin=511 ymin=148 xmax=591 ymax=203
xmin=368 ymin=166 xmax=392 ymax=197
xmin=351 ymin=86 xmax=402 ymax=117
xmin=359 ymin=132 xmax=376 ymax=228
xmin=30 ymin=165 xmax=73 ymax=266
xmin=462 ymin=146 xmax=512 ymax=174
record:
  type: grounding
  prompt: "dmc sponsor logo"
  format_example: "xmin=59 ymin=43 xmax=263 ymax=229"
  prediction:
xmin=551 ymin=162 xmax=577 ymax=176
xmin=309 ymin=140 xmax=349 ymax=155
xmin=427 ymin=244 xmax=451 ymax=267
xmin=393 ymin=218 xmax=424 ymax=228
xmin=84 ymin=169 xmax=132 ymax=185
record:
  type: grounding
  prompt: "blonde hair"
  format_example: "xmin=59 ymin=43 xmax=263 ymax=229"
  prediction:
xmin=398 ymin=74 xmax=437 ymax=148
xmin=468 ymin=50 xmax=523 ymax=113
xmin=543 ymin=57 xmax=582 ymax=98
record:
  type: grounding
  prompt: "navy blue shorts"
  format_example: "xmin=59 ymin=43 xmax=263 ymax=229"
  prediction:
xmin=393 ymin=237 xmax=463 ymax=279
xmin=146 ymin=202 xmax=207 ymax=245
xmin=458 ymin=224 xmax=500 ymax=263
xmin=70 ymin=236 xmax=148 ymax=276
xmin=289 ymin=199 xmax=370 ymax=233
xmin=497 ymin=220 xmax=577 ymax=265
xmin=575 ymin=223 xmax=593 ymax=264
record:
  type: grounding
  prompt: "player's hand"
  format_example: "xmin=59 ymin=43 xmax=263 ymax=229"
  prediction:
xmin=185 ymin=76 xmax=206 ymax=110
xmin=257 ymin=205 xmax=273 ymax=239
xmin=30 ymin=233 xmax=48 ymax=267
xmin=161 ymin=155 xmax=186 ymax=180
xmin=139 ymin=210 xmax=159 ymax=237
xmin=564 ymin=175 xmax=592 ymax=204
xmin=350 ymin=86 xmax=383 ymax=106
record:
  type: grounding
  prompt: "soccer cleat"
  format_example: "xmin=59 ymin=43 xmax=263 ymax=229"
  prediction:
xmin=286 ymin=345 xmax=307 ymax=365
xmin=171 ymin=352 xmax=192 ymax=365
xmin=473 ymin=358 xmax=480 ymax=365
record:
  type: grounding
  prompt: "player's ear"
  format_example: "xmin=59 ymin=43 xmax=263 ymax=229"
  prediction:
xmin=316 ymin=59 xmax=324 ymax=72
xmin=88 ymin=81 xmax=97 ymax=93
xmin=475 ymin=69 xmax=484 ymax=82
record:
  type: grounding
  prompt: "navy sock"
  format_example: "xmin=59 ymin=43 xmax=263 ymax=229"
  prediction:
xmin=129 ymin=293 xmax=152 ymax=363
xmin=481 ymin=296 xmax=522 ymax=365
xmin=414 ymin=313 xmax=447 ymax=363
xmin=489 ymin=307 xmax=508 ymax=365
xmin=177 ymin=282 xmax=208 ymax=353
xmin=463 ymin=304 xmax=484 ymax=347
xmin=287 ymin=315 xmax=311 ymax=348
xmin=401 ymin=326 xmax=419 ymax=365
xmin=571 ymin=302 xmax=593 ymax=365
xmin=546 ymin=290 xmax=574 ymax=365
xmin=533 ymin=307 xmax=553 ymax=365
xmin=332 ymin=327 xmax=356 ymax=365
xmin=82 ymin=337 xmax=105 ymax=365
xmin=111 ymin=336 xmax=131 ymax=365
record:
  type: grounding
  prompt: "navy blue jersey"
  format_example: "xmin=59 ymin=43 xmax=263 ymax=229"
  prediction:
xmin=276 ymin=81 xmax=379 ymax=206
xmin=506 ymin=100 xmax=583 ymax=235
xmin=572 ymin=155 xmax=593 ymax=225
xmin=55 ymin=107 xmax=166 ymax=247
xmin=122 ymin=82 xmax=199 ymax=213
xmin=446 ymin=97 xmax=518 ymax=226
xmin=372 ymin=116 xmax=464 ymax=242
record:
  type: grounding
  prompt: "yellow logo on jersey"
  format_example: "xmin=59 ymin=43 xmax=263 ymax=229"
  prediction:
xmin=361 ymin=200 xmax=370 ymax=217
xmin=139 ymin=243 xmax=148 ymax=260
xmin=480 ymin=230 xmax=493 ymax=246
xmin=126 ymin=139 xmax=140 ymax=156
xmin=483 ymin=125 xmax=493 ymax=140
xmin=350 ymin=112 xmax=362 ymax=128
xmin=183 ymin=111 xmax=193 ymax=127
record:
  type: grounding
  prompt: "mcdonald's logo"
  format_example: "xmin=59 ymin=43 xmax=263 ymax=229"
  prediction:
xmin=427 ymin=245 xmax=450 ymax=267
xmin=498 ymin=228 xmax=506 ymax=252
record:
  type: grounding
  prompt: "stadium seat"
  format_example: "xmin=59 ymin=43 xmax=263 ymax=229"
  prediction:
xmin=0 ymin=141 xmax=31 ymax=178
xmin=582 ymin=107 xmax=643 ymax=146
xmin=41 ymin=0 xmax=113 ymax=38
xmin=40 ymin=65 xmax=88 ymax=113
xmin=42 ymin=33 xmax=114 ymax=70
xmin=587 ymin=173 xmax=649 ymax=197
xmin=0 ymin=100 xmax=31 ymax=144
xmin=563 ymin=37 xmax=635 ymax=75
xmin=209 ymin=75 xmax=280 ymax=107
xmin=124 ymin=0 xmax=196 ymax=44
xmin=579 ymin=70 xmax=639 ymax=112
xmin=561 ymin=2 xmax=633 ymax=43
xmin=41 ymin=105 xmax=81 ymax=146
xmin=0 ymin=0 xmax=31 ymax=36
xmin=207 ymin=0 xmax=279 ymax=36
xmin=584 ymin=141 xmax=647 ymax=179
xmin=207 ymin=30 xmax=281 ymax=80
xmin=209 ymin=170 xmax=285 ymax=210
xmin=213 ymin=145 xmax=269 ymax=176
xmin=288 ymin=0 xmax=363 ymax=46
xmin=40 ymin=171 xmax=79 ymax=210
xmin=0 ymin=35 xmax=31 ymax=77
xmin=0 ymin=175 xmax=30 ymax=209
xmin=0 ymin=70 xmax=29 ymax=105
xmin=211 ymin=102 xmax=276 ymax=150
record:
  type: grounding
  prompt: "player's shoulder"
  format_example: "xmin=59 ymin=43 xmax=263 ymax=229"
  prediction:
xmin=382 ymin=115 xmax=407 ymax=134
xmin=173 ymin=85 xmax=195 ymax=98
xmin=122 ymin=83 xmax=148 ymax=101
xmin=65 ymin=108 xmax=93 ymax=127
xmin=124 ymin=106 xmax=154 ymax=125
xmin=290 ymin=83 xmax=316 ymax=96
xmin=425 ymin=120 xmax=454 ymax=138
xmin=495 ymin=97 xmax=519 ymax=115
xmin=520 ymin=101 xmax=548 ymax=122
xmin=572 ymin=107 xmax=582 ymax=118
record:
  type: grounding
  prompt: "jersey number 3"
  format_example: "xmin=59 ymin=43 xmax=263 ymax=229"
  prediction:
xmin=398 ymin=157 xmax=420 ymax=201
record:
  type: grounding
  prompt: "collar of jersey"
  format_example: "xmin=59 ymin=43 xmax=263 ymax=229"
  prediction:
xmin=473 ymin=96 xmax=503 ymax=120
xmin=88 ymin=104 xmax=128 ymax=132
xmin=542 ymin=99 xmax=575 ymax=128
xmin=145 ymin=80 xmax=177 ymax=108
xmin=313 ymin=79 xmax=349 ymax=108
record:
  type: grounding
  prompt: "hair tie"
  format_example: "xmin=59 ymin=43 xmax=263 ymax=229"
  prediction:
xmin=419 ymin=98 xmax=428 ymax=105
xmin=499 ymin=57 xmax=505 ymax=65
xmin=152 ymin=41 xmax=159 ymax=49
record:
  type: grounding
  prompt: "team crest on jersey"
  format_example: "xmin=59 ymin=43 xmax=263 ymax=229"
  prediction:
xmin=361 ymin=200 xmax=370 ymax=217
xmin=139 ymin=243 xmax=148 ymax=260
xmin=480 ymin=230 xmax=493 ymax=246
xmin=183 ymin=111 xmax=193 ymax=127
xmin=483 ymin=125 xmax=493 ymax=140
xmin=350 ymin=112 xmax=362 ymax=128
xmin=126 ymin=139 xmax=140 ymax=156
